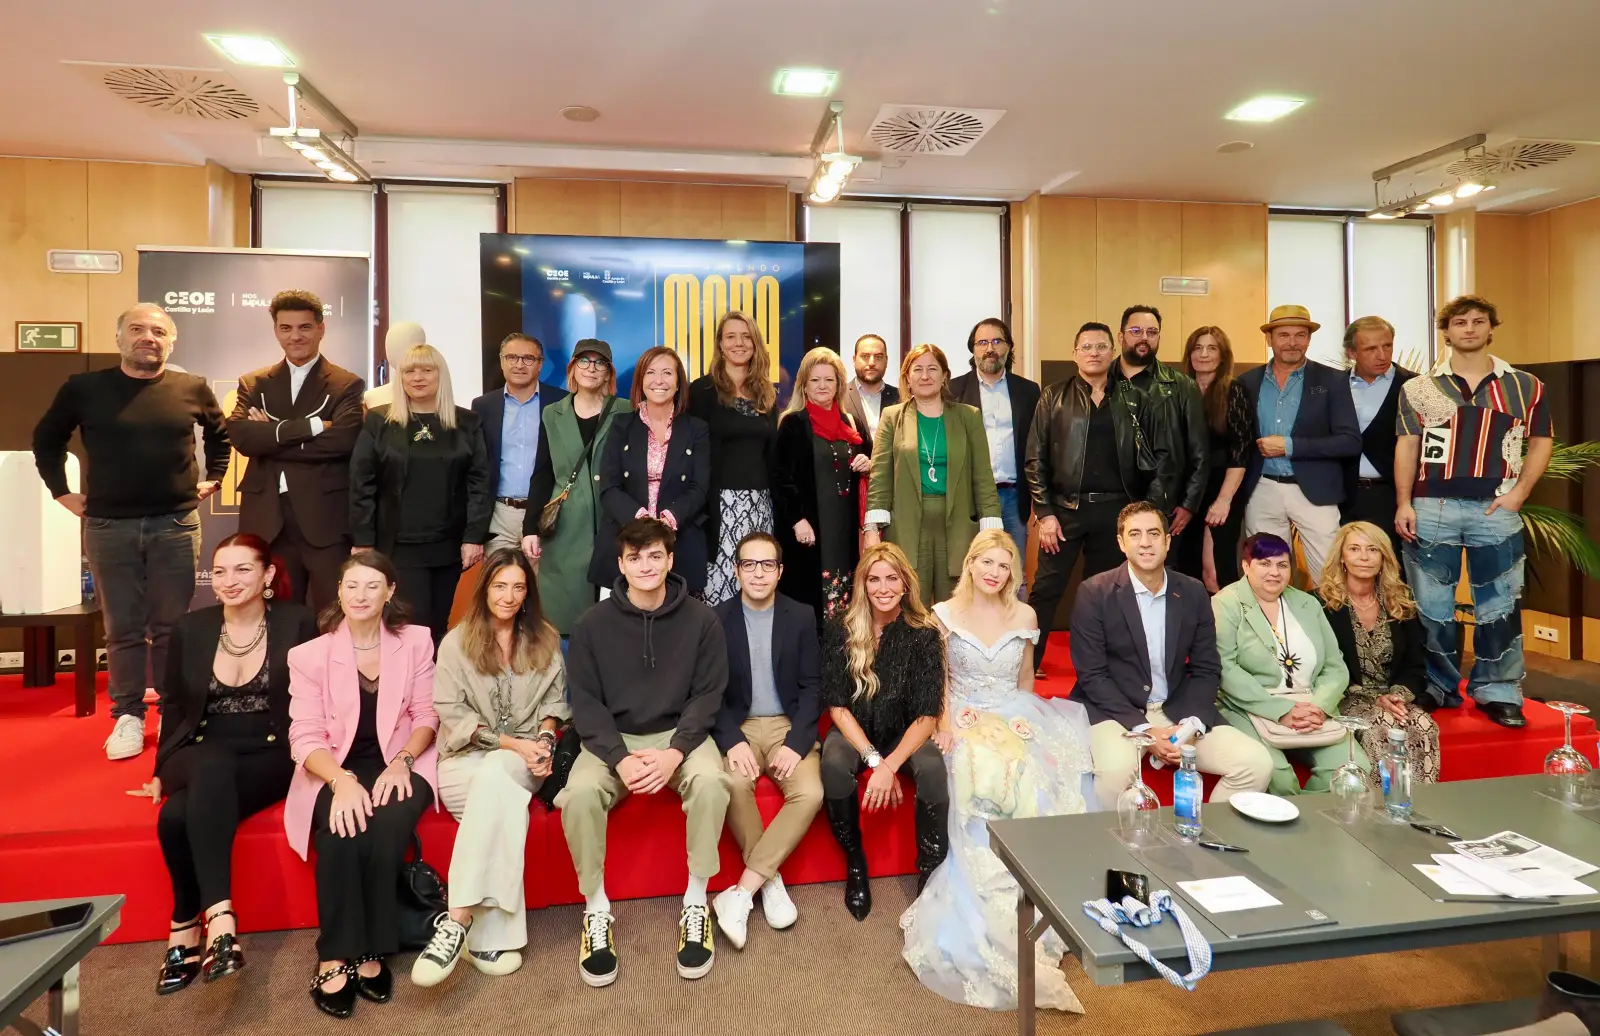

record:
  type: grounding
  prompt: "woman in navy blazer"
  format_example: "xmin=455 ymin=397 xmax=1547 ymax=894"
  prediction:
xmin=588 ymin=347 xmax=712 ymax=592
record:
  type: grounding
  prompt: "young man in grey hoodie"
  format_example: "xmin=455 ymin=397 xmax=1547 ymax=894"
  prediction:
xmin=558 ymin=517 xmax=730 ymax=987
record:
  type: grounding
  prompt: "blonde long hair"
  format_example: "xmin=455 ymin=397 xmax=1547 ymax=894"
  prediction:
xmin=782 ymin=347 xmax=849 ymax=418
xmin=710 ymin=310 xmax=776 ymax=413
xmin=949 ymin=529 xmax=1025 ymax=612
xmin=843 ymin=542 xmax=938 ymax=701
xmin=1316 ymin=521 xmax=1417 ymax=621
xmin=386 ymin=343 xmax=458 ymax=430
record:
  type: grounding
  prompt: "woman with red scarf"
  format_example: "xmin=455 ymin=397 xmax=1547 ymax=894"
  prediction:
xmin=773 ymin=347 xmax=873 ymax=624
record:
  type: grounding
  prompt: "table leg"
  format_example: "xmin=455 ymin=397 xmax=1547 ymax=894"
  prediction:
xmin=1017 ymin=891 xmax=1036 ymax=1036
xmin=51 ymin=962 xmax=79 ymax=1036
xmin=21 ymin=627 xmax=55 ymax=688
xmin=73 ymin=620 xmax=94 ymax=718
xmin=1543 ymin=933 xmax=1568 ymax=974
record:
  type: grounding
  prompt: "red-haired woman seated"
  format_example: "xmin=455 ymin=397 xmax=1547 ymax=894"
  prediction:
xmin=130 ymin=533 xmax=319 ymax=995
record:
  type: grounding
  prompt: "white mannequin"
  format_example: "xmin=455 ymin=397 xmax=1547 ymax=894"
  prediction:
xmin=364 ymin=321 xmax=427 ymax=407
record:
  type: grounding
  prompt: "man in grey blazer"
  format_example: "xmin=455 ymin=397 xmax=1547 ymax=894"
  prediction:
xmin=843 ymin=333 xmax=898 ymax=440
xmin=1069 ymin=501 xmax=1271 ymax=810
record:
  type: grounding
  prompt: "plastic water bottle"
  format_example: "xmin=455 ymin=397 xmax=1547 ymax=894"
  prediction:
xmin=1379 ymin=726 xmax=1413 ymax=820
xmin=1150 ymin=719 xmax=1201 ymax=770
xmin=1173 ymin=744 xmax=1203 ymax=838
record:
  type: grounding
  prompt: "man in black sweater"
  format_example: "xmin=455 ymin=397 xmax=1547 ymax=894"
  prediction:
xmin=557 ymin=518 xmax=730 ymax=987
xmin=32 ymin=303 xmax=230 ymax=761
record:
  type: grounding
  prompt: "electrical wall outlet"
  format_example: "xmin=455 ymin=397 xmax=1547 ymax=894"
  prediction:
xmin=57 ymin=649 xmax=76 ymax=667
xmin=1534 ymin=625 xmax=1560 ymax=643
xmin=0 ymin=651 xmax=23 ymax=669
xmin=96 ymin=648 xmax=109 ymax=668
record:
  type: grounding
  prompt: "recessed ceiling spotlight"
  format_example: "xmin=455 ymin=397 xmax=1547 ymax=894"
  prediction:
xmin=775 ymin=68 xmax=837 ymax=97
xmin=560 ymin=105 xmax=600 ymax=123
xmin=1215 ymin=140 xmax=1255 ymax=154
xmin=204 ymin=34 xmax=295 ymax=67
xmin=1224 ymin=96 xmax=1305 ymax=122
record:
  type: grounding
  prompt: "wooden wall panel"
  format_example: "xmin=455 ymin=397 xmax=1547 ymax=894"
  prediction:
xmin=0 ymin=158 xmax=89 ymax=353
xmin=1524 ymin=210 xmax=1551 ymax=360
xmin=510 ymin=178 xmax=792 ymax=243
xmin=1095 ymin=200 xmax=1181 ymax=333
xmin=715 ymin=185 xmax=792 ymax=241
xmin=1434 ymin=208 xmax=1476 ymax=306
xmin=1548 ymin=197 xmax=1600 ymax=361
xmin=85 ymin=162 xmax=210 ymax=350
xmin=1178 ymin=202 xmax=1268 ymax=350
xmin=1034 ymin=196 xmax=1097 ymax=364
xmin=1474 ymin=213 xmax=1539 ymax=365
xmin=511 ymin=179 xmax=621 ymax=236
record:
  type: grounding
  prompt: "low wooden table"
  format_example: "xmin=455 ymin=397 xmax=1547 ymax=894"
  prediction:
xmin=0 ymin=605 xmax=101 ymax=717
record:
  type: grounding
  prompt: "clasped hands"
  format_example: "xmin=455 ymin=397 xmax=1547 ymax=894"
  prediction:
xmin=726 ymin=741 xmax=803 ymax=782
xmin=1279 ymin=701 xmax=1327 ymax=732
xmin=617 ymin=747 xmax=684 ymax=795
xmin=505 ymin=736 xmax=555 ymax=778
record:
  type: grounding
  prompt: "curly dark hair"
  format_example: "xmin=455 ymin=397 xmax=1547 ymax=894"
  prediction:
xmin=1436 ymin=294 xmax=1499 ymax=331
xmin=270 ymin=289 xmax=325 ymax=324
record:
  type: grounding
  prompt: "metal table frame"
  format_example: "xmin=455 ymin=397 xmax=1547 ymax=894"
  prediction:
xmin=1 ymin=897 xmax=121 ymax=1036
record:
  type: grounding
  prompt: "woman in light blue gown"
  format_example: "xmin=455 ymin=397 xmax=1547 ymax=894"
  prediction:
xmin=900 ymin=530 xmax=1091 ymax=1013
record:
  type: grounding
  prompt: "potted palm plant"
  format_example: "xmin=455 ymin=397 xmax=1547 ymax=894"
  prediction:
xmin=1522 ymin=440 xmax=1600 ymax=581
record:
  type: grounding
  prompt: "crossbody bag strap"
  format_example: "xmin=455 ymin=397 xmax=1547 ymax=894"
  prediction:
xmin=558 ymin=398 xmax=617 ymax=495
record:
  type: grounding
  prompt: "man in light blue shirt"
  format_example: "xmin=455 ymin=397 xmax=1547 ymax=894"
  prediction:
xmin=1339 ymin=316 xmax=1415 ymax=557
xmin=471 ymin=333 xmax=568 ymax=553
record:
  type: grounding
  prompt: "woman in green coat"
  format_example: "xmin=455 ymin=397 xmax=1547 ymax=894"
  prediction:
xmin=1213 ymin=532 xmax=1361 ymax=795
xmin=520 ymin=339 xmax=631 ymax=635
xmin=863 ymin=344 xmax=1002 ymax=607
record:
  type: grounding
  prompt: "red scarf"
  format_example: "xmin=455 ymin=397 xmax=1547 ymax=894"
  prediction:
xmin=806 ymin=400 xmax=863 ymax=445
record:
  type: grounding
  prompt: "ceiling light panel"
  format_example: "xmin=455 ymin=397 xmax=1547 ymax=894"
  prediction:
xmin=1224 ymin=96 xmax=1305 ymax=122
xmin=204 ymin=35 xmax=295 ymax=67
xmin=775 ymin=68 xmax=837 ymax=96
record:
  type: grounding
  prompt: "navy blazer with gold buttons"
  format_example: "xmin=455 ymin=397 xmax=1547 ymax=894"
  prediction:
xmin=588 ymin=410 xmax=713 ymax=592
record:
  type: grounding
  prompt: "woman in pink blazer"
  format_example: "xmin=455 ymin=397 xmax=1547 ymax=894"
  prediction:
xmin=286 ymin=550 xmax=440 ymax=1019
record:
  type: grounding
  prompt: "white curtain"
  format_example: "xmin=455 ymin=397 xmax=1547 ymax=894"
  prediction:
xmin=1352 ymin=220 xmax=1434 ymax=372
xmin=806 ymin=202 xmax=903 ymax=385
xmin=908 ymin=205 xmax=1004 ymax=380
xmin=1266 ymin=216 xmax=1347 ymax=368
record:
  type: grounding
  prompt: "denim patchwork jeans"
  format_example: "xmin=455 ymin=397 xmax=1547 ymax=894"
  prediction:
xmin=1403 ymin=497 xmax=1525 ymax=707
xmin=996 ymin=484 xmax=1029 ymax=600
xmin=83 ymin=510 xmax=202 ymax=719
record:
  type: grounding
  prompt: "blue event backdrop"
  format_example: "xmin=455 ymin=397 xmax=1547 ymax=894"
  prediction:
xmin=479 ymin=234 xmax=840 ymax=405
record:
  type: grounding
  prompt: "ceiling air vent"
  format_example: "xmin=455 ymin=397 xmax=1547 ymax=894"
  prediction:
xmin=98 ymin=65 xmax=260 ymax=120
xmin=865 ymin=105 xmax=1005 ymax=156
xmin=1446 ymin=140 xmax=1578 ymax=178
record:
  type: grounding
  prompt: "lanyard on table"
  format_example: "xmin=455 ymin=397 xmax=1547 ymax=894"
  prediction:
xmin=1082 ymin=891 xmax=1213 ymax=991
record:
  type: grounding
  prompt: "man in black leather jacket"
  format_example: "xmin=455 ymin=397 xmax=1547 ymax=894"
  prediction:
xmin=1024 ymin=322 xmax=1178 ymax=675
xmin=1114 ymin=305 xmax=1210 ymax=577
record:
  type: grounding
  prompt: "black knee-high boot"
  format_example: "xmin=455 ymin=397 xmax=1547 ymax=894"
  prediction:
xmin=915 ymin=797 xmax=949 ymax=892
xmin=824 ymin=796 xmax=871 ymax=920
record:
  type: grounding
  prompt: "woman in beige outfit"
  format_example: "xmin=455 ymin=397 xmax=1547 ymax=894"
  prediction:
xmin=411 ymin=547 xmax=568 ymax=987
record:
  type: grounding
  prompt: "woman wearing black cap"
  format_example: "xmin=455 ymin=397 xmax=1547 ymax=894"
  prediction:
xmin=522 ymin=340 xmax=633 ymax=636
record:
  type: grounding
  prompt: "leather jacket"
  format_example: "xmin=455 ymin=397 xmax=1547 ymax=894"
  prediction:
xmin=1024 ymin=374 xmax=1178 ymax=520
xmin=1116 ymin=362 xmax=1211 ymax=513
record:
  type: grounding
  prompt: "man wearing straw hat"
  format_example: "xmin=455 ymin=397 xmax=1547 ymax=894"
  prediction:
xmin=1234 ymin=305 xmax=1361 ymax=582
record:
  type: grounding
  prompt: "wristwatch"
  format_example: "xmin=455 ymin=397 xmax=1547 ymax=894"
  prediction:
xmin=400 ymin=752 xmax=415 ymax=771
xmin=474 ymin=727 xmax=501 ymax=751
xmin=864 ymin=746 xmax=883 ymax=770
xmin=534 ymin=729 xmax=559 ymax=749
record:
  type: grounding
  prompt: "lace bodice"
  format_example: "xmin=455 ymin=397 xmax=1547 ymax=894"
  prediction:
xmin=933 ymin=603 xmax=1039 ymax=711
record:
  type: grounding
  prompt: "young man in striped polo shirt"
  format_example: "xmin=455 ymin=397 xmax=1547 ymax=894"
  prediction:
xmin=1394 ymin=295 xmax=1553 ymax=728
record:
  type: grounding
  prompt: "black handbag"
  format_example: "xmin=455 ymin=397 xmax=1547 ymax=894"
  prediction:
xmin=396 ymin=833 xmax=448 ymax=951
xmin=534 ymin=725 xmax=583 ymax=809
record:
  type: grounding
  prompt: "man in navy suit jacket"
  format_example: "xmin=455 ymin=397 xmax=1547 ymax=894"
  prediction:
xmin=1069 ymin=502 xmax=1271 ymax=810
xmin=470 ymin=332 xmax=567 ymax=553
xmin=709 ymin=531 xmax=822 ymax=948
xmin=1235 ymin=305 xmax=1361 ymax=582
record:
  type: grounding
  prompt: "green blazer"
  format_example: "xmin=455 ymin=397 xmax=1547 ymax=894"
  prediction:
xmin=1212 ymin=579 xmax=1349 ymax=726
xmin=865 ymin=400 xmax=1002 ymax=579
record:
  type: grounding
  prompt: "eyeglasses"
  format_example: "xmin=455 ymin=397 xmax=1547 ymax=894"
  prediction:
xmin=1123 ymin=328 xmax=1160 ymax=340
xmin=1076 ymin=341 xmax=1113 ymax=354
xmin=503 ymin=354 xmax=542 ymax=367
xmin=736 ymin=559 xmax=779 ymax=573
xmin=974 ymin=338 xmax=1009 ymax=349
xmin=575 ymin=355 xmax=611 ymax=370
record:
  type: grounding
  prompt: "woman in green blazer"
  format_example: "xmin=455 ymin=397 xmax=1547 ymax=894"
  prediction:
xmin=1213 ymin=532 xmax=1361 ymax=795
xmin=863 ymin=344 xmax=1002 ymax=606
xmin=520 ymin=340 xmax=632 ymax=635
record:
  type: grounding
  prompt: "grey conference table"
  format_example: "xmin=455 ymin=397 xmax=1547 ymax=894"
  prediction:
xmin=0 ymin=896 xmax=122 ymax=1036
xmin=990 ymin=775 xmax=1600 ymax=1036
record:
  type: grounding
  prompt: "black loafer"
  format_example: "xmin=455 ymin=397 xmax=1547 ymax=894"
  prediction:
xmin=1480 ymin=701 xmax=1527 ymax=728
xmin=354 ymin=957 xmax=393 ymax=1003
xmin=311 ymin=964 xmax=357 ymax=1019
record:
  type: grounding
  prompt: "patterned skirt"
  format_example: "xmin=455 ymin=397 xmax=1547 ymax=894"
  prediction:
xmin=1343 ymin=696 xmax=1443 ymax=788
xmin=702 ymin=489 xmax=773 ymax=606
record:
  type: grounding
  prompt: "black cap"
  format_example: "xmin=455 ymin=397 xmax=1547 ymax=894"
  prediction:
xmin=572 ymin=338 xmax=612 ymax=364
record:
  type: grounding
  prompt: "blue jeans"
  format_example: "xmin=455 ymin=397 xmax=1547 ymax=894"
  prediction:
xmin=996 ymin=484 xmax=1029 ymax=599
xmin=83 ymin=511 xmax=202 ymax=719
xmin=1403 ymin=498 xmax=1525 ymax=707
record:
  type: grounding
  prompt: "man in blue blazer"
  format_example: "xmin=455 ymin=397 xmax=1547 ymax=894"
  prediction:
xmin=1235 ymin=306 xmax=1361 ymax=582
xmin=709 ymin=531 xmax=822 ymax=950
xmin=471 ymin=332 xmax=567 ymax=553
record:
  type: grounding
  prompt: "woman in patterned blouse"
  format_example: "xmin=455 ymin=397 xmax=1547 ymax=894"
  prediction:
xmin=1318 ymin=521 xmax=1440 ymax=787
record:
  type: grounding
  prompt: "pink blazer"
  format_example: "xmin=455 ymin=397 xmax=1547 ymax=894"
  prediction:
xmin=284 ymin=622 xmax=440 ymax=860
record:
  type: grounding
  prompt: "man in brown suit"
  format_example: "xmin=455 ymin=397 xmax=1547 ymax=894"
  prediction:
xmin=227 ymin=289 xmax=365 ymax=610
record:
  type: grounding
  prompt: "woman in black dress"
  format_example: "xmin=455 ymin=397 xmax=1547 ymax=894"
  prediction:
xmin=820 ymin=542 xmax=948 ymax=920
xmin=1179 ymin=326 xmax=1251 ymax=591
xmin=349 ymin=343 xmax=492 ymax=646
xmin=774 ymin=347 xmax=873 ymax=623
xmin=130 ymin=533 xmax=318 ymax=994
xmin=690 ymin=310 xmax=778 ymax=604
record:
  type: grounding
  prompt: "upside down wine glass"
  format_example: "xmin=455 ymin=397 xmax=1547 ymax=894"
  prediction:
xmin=1117 ymin=731 xmax=1162 ymax=847
xmin=1329 ymin=713 xmax=1374 ymax=820
xmin=1544 ymin=701 xmax=1593 ymax=806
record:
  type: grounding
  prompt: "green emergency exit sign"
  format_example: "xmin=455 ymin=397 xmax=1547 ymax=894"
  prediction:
xmin=16 ymin=323 xmax=81 ymax=352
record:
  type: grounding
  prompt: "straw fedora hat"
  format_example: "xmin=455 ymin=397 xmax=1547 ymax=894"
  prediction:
xmin=1261 ymin=305 xmax=1320 ymax=333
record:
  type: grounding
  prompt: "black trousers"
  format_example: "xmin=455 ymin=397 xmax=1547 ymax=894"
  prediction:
xmin=156 ymin=715 xmax=292 ymax=922
xmin=311 ymin=758 xmax=433 ymax=961
xmin=819 ymin=727 xmax=947 ymax=805
xmin=391 ymin=542 xmax=461 ymax=649
xmin=1342 ymin=480 xmax=1405 ymax=560
xmin=1029 ymin=498 xmax=1127 ymax=670
xmin=272 ymin=495 xmax=349 ymax=614
xmin=1171 ymin=476 xmax=1244 ymax=588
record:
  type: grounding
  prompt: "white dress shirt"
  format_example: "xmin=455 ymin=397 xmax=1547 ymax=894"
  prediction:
xmin=278 ymin=355 xmax=325 ymax=493
xmin=976 ymin=374 xmax=1016 ymax=483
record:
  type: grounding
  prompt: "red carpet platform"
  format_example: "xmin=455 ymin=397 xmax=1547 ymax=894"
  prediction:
xmin=2 ymin=633 xmax=1592 ymax=944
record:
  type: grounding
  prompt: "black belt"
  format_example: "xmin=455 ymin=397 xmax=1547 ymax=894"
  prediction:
xmin=496 ymin=497 xmax=528 ymax=509
xmin=1261 ymin=473 xmax=1297 ymax=484
xmin=1076 ymin=491 xmax=1131 ymax=505
xmin=1356 ymin=477 xmax=1388 ymax=488
xmin=996 ymin=481 xmax=1017 ymax=489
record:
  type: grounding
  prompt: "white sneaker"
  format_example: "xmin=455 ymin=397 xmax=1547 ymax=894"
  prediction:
xmin=104 ymin=714 xmax=145 ymax=761
xmin=411 ymin=916 xmax=467 ymax=987
xmin=711 ymin=886 xmax=753 ymax=950
xmin=760 ymin=874 xmax=798 ymax=930
xmin=468 ymin=949 xmax=522 ymax=977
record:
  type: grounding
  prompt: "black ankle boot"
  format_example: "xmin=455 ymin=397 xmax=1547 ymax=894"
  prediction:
xmin=915 ymin=798 xmax=949 ymax=892
xmin=824 ymin=796 xmax=872 ymax=920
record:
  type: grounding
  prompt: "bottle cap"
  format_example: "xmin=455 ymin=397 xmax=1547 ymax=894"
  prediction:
xmin=1387 ymin=726 xmax=1407 ymax=742
xmin=1180 ymin=743 xmax=1197 ymax=759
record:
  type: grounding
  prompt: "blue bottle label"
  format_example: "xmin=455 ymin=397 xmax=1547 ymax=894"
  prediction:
xmin=1174 ymin=775 xmax=1200 ymax=819
xmin=1381 ymin=763 xmax=1392 ymax=796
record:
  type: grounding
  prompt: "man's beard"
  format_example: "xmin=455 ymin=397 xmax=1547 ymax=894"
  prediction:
xmin=125 ymin=350 xmax=164 ymax=372
xmin=978 ymin=354 xmax=1005 ymax=375
xmin=857 ymin=368 xmax=883 ymax=386
xmin=1121 ymin=345 xmax=1155 ymax=369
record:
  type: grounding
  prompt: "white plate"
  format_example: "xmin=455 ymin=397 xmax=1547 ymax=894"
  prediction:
xmin=1229 ymin=792 xmax=1300 ymax=823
